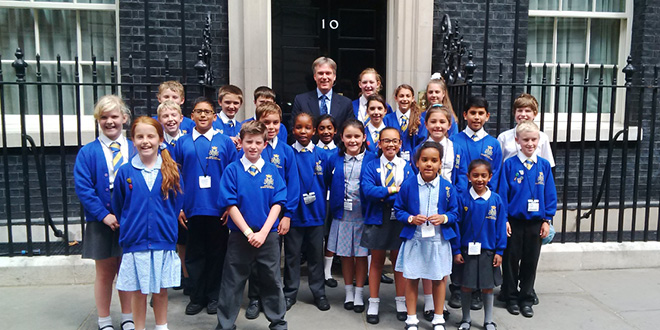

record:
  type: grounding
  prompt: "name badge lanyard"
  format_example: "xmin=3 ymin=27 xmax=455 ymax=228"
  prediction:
xmin=420 ymin=181 xmax=437 ymax=238
xmin=297 ymin=151 xmax=317 ymax=208
xmin=463 ymin=201 xmax=489 ymax=247
xmin=524 ymin=161 xmax=537 ymax=201
xmin=344 ymin=156 xmax=359 ymax=200
xmin=193 ymin=135 xmax=213 ymax=177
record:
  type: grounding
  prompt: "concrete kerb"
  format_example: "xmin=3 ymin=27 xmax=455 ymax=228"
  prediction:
xmin=1 ymin=242 xmax=659 ymax=286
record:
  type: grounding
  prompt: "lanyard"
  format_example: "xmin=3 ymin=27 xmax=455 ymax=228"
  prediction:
xmin=344 ymin=154 xmax=360 ymax=199
xmin=193 ymin=134 xmax=213 ymax=177
xmin=296 ymin=148 xmax=317 ymax=194
xmin=524 ymin=161 xmax=537 ymax=200
xmin=464 ymin=198 xmax=489 ymax=243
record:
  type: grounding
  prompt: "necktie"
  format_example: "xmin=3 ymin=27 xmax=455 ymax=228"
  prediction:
xmin=471 ymin=134 xmax=478 ymax=141
xmin=301 ymin=147 xmax=308 ymax=153
xmin=364 ymin=117 xmax=371 ymax=126
xmin=401 ymin=115 xmax=409 ymax=132
xmin=385 ymin=162 xmax=395 ymax=187
xmin=524 ymin=159 xmax=534 ymax=170
xmin=229 ymin=120 xmax=235 ymax=128
xmin=248 ymin=165 xmax=259 ymax=176
xmin=375 ymin=130 xmax=381 ymax=142
xmin=320 ymin=95 xmax=328 ymax=115
xmin=109 ymin=141 xmax=122 ymax=176
xmin=323 ymin=145 xmax=329 ymax=150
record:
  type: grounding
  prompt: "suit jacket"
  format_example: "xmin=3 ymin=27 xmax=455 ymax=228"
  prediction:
xmin=291 ymin=89 xmax=355 ymax=130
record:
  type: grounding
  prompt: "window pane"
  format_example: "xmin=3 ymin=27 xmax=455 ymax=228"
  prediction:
xmin=527 ymin=66 xmax=553 ymax=114
xmin=527 ymin=17 xmax=554 ymax=63
xmin=0 ymin=9 xmax=36 ymax=60
xmin=557 ymin=67 xmax=585 ymax=113
xmin=82 ymin=65 xmax=115 ymax=115
xmin=562 ymin=0 xmax=592 ymax=11
xmin=37 ymin=10 xmax=77 ymax=61
xmin=80 ymin=11 xmax=117 ymax=61
xmin=596 ymin=0 xmax=625 ymax=12
xmin=529 ymin=0 xmax=559 ymax=10
xmin=586 ymin=67 xmax=614 ymax=114
xmin=0 ymin=63 xmax=76 ymax=115
xmin=589 ymin=19 xmax=620 ymax=64
xmin=556 ymin=18 xmax=587 ymax=63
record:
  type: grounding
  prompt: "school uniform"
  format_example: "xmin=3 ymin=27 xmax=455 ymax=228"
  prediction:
xmin=216 ymin=156 xmax=288 ymax=330
xmin=411 ymin=137 xmax=469 ymax=194
xmin=180 ymin=116 xmax=196 ymax=135
xmin=393 ymin=174 xmax=459 ymax=280
xmin=352 ymin=95 xmax=394 ymax=125
xmin=316 ymin=140 xmax=337 ymax=151
xmin=450 ymin=127 xmax=503 ymax=192
xmin=497 ymin=127 xmax=555 ymax=167
xmin=173 ymin=128 xmax=237 ymax=306
xmin=213 ymin=111 xmax=242 ymax=138
xmin=498 ymin=151 xmax=557 ymax=307
xmin=360 ymin=155 xmax=412 ymax=250
xmin=242 ymin=116 xmax=288 ymax=142
xmin=112 ymin=155 xmax=184 ymax=294
xmin=283 ymin=142 xmax=332 ymax=303
xmin=364 ymin=121 xmax=386 ymax=155
xmin=383 ymin=109 xmax=427 ymax=162
xmin=74 ymin=135 xmax=135 ymax=260
xmin=452 ymin=187 xmax=507 ymax=290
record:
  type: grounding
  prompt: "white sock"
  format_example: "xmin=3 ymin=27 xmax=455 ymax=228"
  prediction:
xmin=324 ymin=256 xmax=334 ymax=279
xmin=367 ymin=297 xmax=380 ymax=315
xmin=367 ymin=255 xmax=372 ymax=276
xmin=121 ymin=313 xmax=134 ymax=330
xmin=424 ymin=294 xmax=434 ymax=312
xmin=405 ymin=315 xmax=419 ymax=325
xmin=395 ymin=296 xmax=407 ymax=312
xmin=354 ymin=286 xmax=364 ymax=306
xmin=154 ymin=324 xmax=169 ymax=330
xmin=98 ymin=316 xmax=112 ymax=329
xmin=344 ymin=284 xmax=354 ymax=303
xmin=432 ymin=314 xmax=445 ymax=324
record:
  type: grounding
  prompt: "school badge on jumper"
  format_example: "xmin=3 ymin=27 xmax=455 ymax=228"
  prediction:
xmin=482 ymin=146 xmax=494 ymax=160
xmin=455 ymin=154 xmax=461 ymax=169
xmin=315 ymin=160 xmax=323 ymax=175
xmin=445 ymin=186 xmax=451 ymax=199
xmin=487 ymin=205 xmax=497 ymax=219
xmin=464 ymin=206 xmax=468 ymax=212
xmin=536 ymin=172 xmax=545 ymax=185
xmin=271 ymin=154 xmax=281 ymax=167
xmin=262 ymin=174 xmax=275 ymax=189
xmin=514 ymin=170 xmax=524 ymax=184
xmin=209 ymin=146 xmax=219 ymax=158
xmin=182 ymin=129 xmax=188 ymax=134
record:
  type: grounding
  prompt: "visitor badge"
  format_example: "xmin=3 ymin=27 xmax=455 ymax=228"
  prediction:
xmin=344 ymin=198 xmax=353 ymax=211
xmin=390 ymin=208 xmax=397 ymax=221
xmin=199 ymin=175 xmax=211 ymax=189
xmin=401 ymin=151 xmax=410 ymax=162
xmin=468 ymin=242 xmax=481 ymax=255
xmin=527 ymin=199 xmax=539 ymax=212
xmin=303 ymin=192 xmax=317 ymax=205
xmin=421 ymin=221 xmax=435 ymax=238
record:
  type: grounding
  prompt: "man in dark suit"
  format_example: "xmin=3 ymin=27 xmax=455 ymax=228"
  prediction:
xmin=291 ymin=57 xmax=354 ymax=131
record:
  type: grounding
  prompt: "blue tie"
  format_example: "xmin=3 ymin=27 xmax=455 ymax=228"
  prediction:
xmin=319 ymin=94 xmax=328 ymax=115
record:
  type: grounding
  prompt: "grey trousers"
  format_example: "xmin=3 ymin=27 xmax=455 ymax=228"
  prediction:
xmin=283 ymin=225 xmax=326 ymax=301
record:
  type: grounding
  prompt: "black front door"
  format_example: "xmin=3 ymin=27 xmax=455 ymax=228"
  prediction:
xmin=272 ymin=0 xmax=387 ymax=117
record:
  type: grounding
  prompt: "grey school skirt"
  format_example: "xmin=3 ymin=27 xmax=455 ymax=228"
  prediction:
xmin=360 ymin=216 xmax=404 ymax=251
xmin=82 ymin=220 xmax=122 ymax=260
xmin=453 ymin=249 xmax=502 ymax=290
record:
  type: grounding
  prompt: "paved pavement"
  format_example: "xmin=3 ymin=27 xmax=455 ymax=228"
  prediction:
xmin=1 ymin=267 xmax=659 ymax=330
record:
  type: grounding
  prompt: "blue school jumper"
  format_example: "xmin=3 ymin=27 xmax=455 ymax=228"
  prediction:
xmin=212 ymin=112 xmax=242 ymax=138
xmin=352 ymin=98 xmax=394 ymax=123
xmin=328 ymin=151 xmax=376 ymax=220
xmin=218 ymin=158 xmax=287 ymax=232
xmin=180 ymin=117 xmax=195 ymax=135
xmin=242 ymin=117 xmax=288 ymax=142
xmin=383 ymin=111 xmax=427 ymax=160
xmin=450 ymin=129 xmax=503 ymax=192
xmin=260 ymin=137 xmax=300 ymax=218
xmin=111 ymin=159 xmax=184 ymax=253
xmin=393 ymin=174 xmax=458 ymax=241
xmin=411 ymin=138 xmax=469 ymax=194
xmin=74 ymin=139 xmax=136 ymax=222
xmin=452 ymin=188 xmax=507 ymax=256
xmin=362 ymin=156 xmax=413 ymax=225
xmin=498 ymin=153 xmax=557 ymax=222
xmin=173 ymin=130 xmax=237 ymax=217
xmin=290 ymin=143 xmax=332 ymax=227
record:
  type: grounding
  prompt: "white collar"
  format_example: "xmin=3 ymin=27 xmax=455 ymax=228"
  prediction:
xmin=316 ymin=140 xmax=336 ymax=149
xmin=99 ymin=134 xmax=127 ymax=147
xmin=293 ymin=141 xmax=315 ymax=152
xmin=192 ymin=128 xmax=216 ymax=141
xmin=417 ymin=172 xmax=440 ymax=187
xmin=517 ymin=150 xmax=538 ymax=164
xmin=132 ymin=154 xmax=162 ymax=171
xmin=345 ymin=152 xmax=365 ymax=162
xmin=359 ymin=95 xmax=368 ymax=107
xmin=316 ymin=88 xmax=333 ymax=101
xmin=219 ymin=111 xmax=235 ymax=125
xmin=469 ymin=186 xmax=491 ymax=200
xmin=268 ymin=136 xmax=279 ymax=149
xmin=464 ymin=127 xmax=488 ymax=140
xmin=427 ymin=136 xmax=448 ymax=147
xmin=396 ymin=107 xmax=410 ymax=120
xmin=240 ymin=155 xmax=265 ymax=172
xmin=164 ymin=130 xmax=183 ymax=144
xmin=380 ymin=154 xmax=405 ymax=168
xmin=366 ymin=121 xmax=385 ymax=134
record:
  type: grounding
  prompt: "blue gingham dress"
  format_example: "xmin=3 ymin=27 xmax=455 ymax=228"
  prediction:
xmin=327 ymin=153 xmax=369 ymax=257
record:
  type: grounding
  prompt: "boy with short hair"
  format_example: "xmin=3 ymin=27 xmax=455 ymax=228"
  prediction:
xmin=214 ymin=85 xmax=244 ymax=146
xmin=157 ymin=100 xmax=184 ymax=149
xmin=157 ymin=80 xmax=195 ymax=134
xmin=215 ymin=121 xmax=288 ymax=330
xmin=498 ymin=121 xmax=556 ymax=318
xmin=242 ymin=86 xmax=288 ymax=142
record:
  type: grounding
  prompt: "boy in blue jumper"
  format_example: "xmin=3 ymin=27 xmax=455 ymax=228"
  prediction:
xmin=216 ymin=120 xmax=288 ymax=330
xmin=498 ymin=121 xmax=556 ymax=318
xmin=213 ymin=85 xmax=244 ymax=148
xmin=241 ymin=86 xmax=288 ymax=143
xmin=173 ymin=96 xmax=238 ymax=316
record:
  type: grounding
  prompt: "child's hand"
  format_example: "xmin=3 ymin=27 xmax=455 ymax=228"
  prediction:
xmin=248 ymin=231 xmax=268 ymax=248
xmin=428 ymin=214 xmax=445 ymax=226
xmin=278 ymin=217 xmax=290 ymax=235
xmin=102 ymin=214 xmax=119 ymax=231
xmin=220 ymin=210 xmax=230 ymax=226
xmin=231 ymin=136 xmax=242 ymax=151
xmin=540 ymin=221 xmax=550 ymax=238
xmin=454 ymin=254 xmax=464 ymax=264
xmin=506 ymin=222 xmax=512 ymax=237
xmin=493 ymin=254 xmax=502 ymax=267
xmin=410 ymin=214 xmax=427 ymax=226
xmin=178 ymin=210 xmax=188 ymax=230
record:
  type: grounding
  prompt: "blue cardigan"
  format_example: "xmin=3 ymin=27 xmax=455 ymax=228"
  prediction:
xmin=361 ymin=157 xmax=413 ymax=225
xmin=74 ymin=139 xmax=136 ymax=222
xmin=452 ymin=190 xmax=507 ymax=256
xmin=393 ymin=175 xmax=459 ymax=241
xmin=498 ymin=156 xmax=557 ymax=222
xmin=328 ymin=151 xmax=376 ymax=220
xmin=111 ymin=163 xmax=184 ymax=253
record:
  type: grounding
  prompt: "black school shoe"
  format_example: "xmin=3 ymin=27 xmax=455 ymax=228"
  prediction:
xmin=185 ymin=302 xmax=205 ymax=315
xmin=396 ymin=311 xmax=407 ymax=321
xmin=325 ymin=278 xmax=338 ymax=287
xmin=470 ymin=291 xmax=483 ymax=310
xmin=505 ymin=302 xmax=520 ymax=315
xmin=448 ymin=289 xmax=462 ymax=308
xmin=285 ymin=297 xmax=296 ymax=311
xmin=381 ymin=273 xmax=394 ymax=284
xmin=245 ymin=299 xmax=261 ymax=319
xmin=315 ymin=296 xmax=331 ymax=311
xmin=366 ymin=314 xmax=379 ymax=324
xmin=520 ymin=305 xmax=534 ymax=318
xmin=207 ymin=300 xmax=218 ymax=314
xmin=423 ymin=309 xmax=434 ymax=321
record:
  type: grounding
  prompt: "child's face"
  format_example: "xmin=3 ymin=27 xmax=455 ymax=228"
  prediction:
xmin=191 ymin=101 xmax=216 ymax=134
xmin=293 ymin=115 xmax=315 ymax=146
xmin=515 ymin=130 xmax=540 ymax=157
xmin=426 ymin=112 xmax=451 ymax=141
xmin=367 ymin=100 xmax=386 ymax=126
xmin=158 ymin=107 xmax=183 ymax=137
xmin=99 ymin=107 xmax=128 ymax=141
xmin=395 ymin=88 xmax=414 ymax=113
xmin=514 ymin=106 xmax=536 ymax=124
xmin=260 ymin=113 xmax=281 ymax=141
xmin=358 ymin=73 xmax=380 ymax=98
xmin=379 ymin=129 xmax=401 ymax=161
xmin=416 ymin=147 xmax=442 ymax=182
xmin=317 ymin=118 xmax=336 ymax=144
xmin=426 ymin=83 xmax=445 ymax=105
xmin=220 ymin=93 xmax=242 ymax=119
xmin=254 ymin=96 xmax=274 ymax=107
xmin=242 ymin=133 xmax=266 ymax=163
xmin=341 ymin=125 xmax=366 ymax=156
xmin=464 ymin=106 xmax=490 ymax=132
xmin=468 ymin=164 xmax=492 ymax=194
xmin=158 ymin=88 xmax=184 ymax=105
xmin=133 ymin=123 xmax=162 ymax=161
